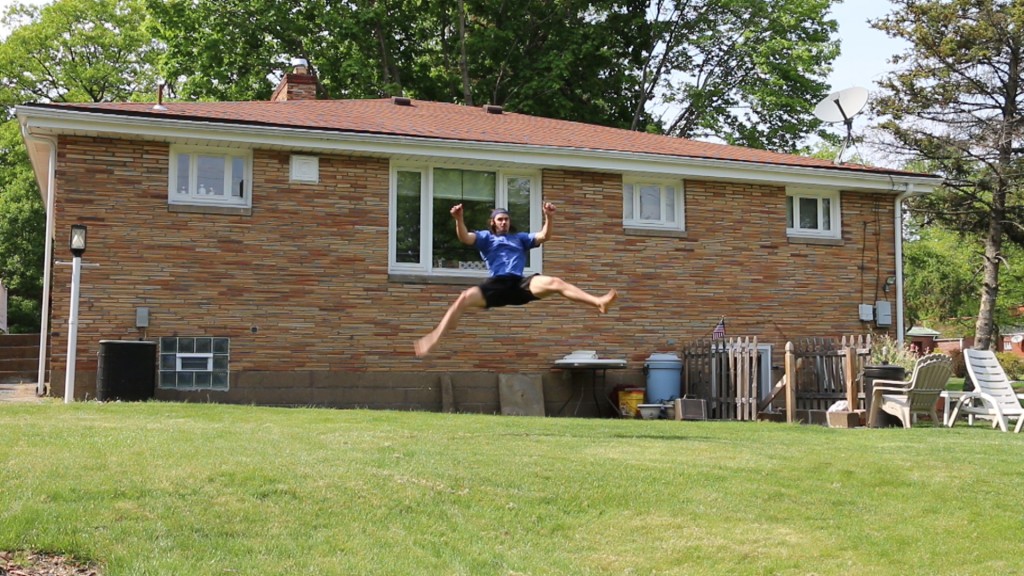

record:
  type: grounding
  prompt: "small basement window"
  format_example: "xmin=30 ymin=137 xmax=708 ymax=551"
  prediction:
xmin=159 ymin=336 xmax=230 ymax=390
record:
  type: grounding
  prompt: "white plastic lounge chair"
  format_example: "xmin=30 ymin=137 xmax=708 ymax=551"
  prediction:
xmin=868 ymin=353 xmax=953 ymax=428
xmin=949 ymin=349 xmax=1024 ymax=433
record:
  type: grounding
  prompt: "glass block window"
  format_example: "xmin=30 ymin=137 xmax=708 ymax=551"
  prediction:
xmin=159 ymin=336 xmax=230 ymax=390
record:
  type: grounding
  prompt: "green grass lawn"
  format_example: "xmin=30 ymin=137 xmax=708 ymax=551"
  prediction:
xmin=1 ymin=401 xmax=1021 ymax=575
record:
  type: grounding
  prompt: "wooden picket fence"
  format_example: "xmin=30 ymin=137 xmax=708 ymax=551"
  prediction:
xmin=682 ymin=334 xmax=873 ymax=422
xmin=681 ymin=337 xmax=760 ymax=420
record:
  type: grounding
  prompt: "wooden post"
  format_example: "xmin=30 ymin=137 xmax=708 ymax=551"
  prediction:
xmin=785 ymin=341 xmax=796 ymax=423
xmin=845 ymin=346 xmax=857 ymax=409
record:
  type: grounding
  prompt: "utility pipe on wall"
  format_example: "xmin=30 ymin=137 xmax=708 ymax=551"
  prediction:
xmin=894 ymin=184 xmax=930 ymax=344
xmin=19 ymin=126 xmax=57 ymax=397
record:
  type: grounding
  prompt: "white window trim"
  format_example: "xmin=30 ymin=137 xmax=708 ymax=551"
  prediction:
xmin=622 ymin=177 xmax=685 ymax=231
xmin=388 ymin=163 xmax=543 ymax=277
xmin=168 ymin=145 xmax=252 ymax=208
xmin=786 ymin=188 xmax=841 ymax=239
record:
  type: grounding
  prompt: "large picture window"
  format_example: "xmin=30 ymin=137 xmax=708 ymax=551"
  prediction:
xmin=169 ymin=145 xmax=251 ymax=208
xmin=786 ymin=189 xmax=840 ymax=239
xmin=623 ymin=179 xmax=685 ymax=231
xmin=390 ymin=165 xmax=541 ymax=275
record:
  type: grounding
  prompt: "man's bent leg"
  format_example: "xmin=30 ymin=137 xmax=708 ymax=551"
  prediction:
xmin=414 ymin=287 xmax=487 ymax=357
xmin=528 ymin=275 xmax=617 ymax=313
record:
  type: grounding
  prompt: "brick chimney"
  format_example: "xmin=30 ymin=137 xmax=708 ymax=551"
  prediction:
xmin=271 ymin=58 xmax=318 ymax=101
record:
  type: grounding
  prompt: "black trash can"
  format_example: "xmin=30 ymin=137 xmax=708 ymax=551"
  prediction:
xmin=96 ymin=340 xmax=157 ymax=401
xmin=863 ymin=365 xmax=906 ymax=427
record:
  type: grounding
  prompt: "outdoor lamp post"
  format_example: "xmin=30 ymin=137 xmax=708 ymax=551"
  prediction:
xmin=65 ymin=224 xmax=86 ymax=403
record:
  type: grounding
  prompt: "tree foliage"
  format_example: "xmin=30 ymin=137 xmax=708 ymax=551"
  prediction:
xmin=0 ymin=0 xmax=161 ymax=332
xmin=0 ymin=0 xmax=161 ymax=112
xmin=146 ymin=0 xmax=840 ymax=150
xmin=903 ymin=225 xmax=1024 ymax=335
xmin=649 ymin=0 xmax=839 ymax=150
xmin=872 ymin=0 xmax=1024 ymax=349
xmin=0 ymin=122 xmax=44 ymax=333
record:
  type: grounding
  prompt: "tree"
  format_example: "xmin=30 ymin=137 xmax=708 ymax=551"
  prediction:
xmin=872 ymin=0 xmax=1023 ymax=350
xmin=0 ymin=0 xmax=162 ymax=332
xmin=0 ymin=0 xmax=161 ymax=108
xmin=0 ymin=122 xmax=44 ymax=333
xmin=145 ymin=0 xmax=444 ymax=101
xmin=902 ymin=226 xmax=980 ymax=330
xmin=647 ymin=0 xmax=840 ymax=150
xmin=146 ymin=0 xmax=840 ymax=149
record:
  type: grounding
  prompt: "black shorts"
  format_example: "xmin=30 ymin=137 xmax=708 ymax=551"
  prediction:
xmin=479 ymin=274 xmax=539 ymax=308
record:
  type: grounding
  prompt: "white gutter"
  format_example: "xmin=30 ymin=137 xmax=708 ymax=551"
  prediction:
xmin=20 ymin=125 xmax=57 ymax=397
xmin=894 ymin=184 xmax=933 ymax=344
xmin=17 ymin=105 xmax=942 ymax=194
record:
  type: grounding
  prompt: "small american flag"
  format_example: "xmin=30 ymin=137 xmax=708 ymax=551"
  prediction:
xmin=712 ymin=318 xmax=726 ymax=340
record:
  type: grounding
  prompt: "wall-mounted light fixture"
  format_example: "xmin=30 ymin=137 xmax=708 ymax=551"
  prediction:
xmin=883 ymin=275 xmax=897 ymax=294
xmin=69 ymin=224 xmax=87 ymax=257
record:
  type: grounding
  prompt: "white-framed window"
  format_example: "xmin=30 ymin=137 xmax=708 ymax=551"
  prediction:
xmin=786 ymin=188 xmax=840 ymax=239
xmin=169 ymin=145 xmax=251 ymax=208
xmin=159 ymin=336 xmax=230 ymax=390
xmin=623 ymin=178 xmax=685 ymax=230
xmin=389 ymin=164 xmax=542 ymax=276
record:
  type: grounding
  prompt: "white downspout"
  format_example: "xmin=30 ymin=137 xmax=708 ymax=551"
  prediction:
xmin=894 ymin=183 xmax=929 ymax=345
xmin=21 ymin=126 xmax=57 ymax=397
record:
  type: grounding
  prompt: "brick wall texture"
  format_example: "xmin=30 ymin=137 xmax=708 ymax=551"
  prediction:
xmin=46 ymin=135 xmax=897 ymax=412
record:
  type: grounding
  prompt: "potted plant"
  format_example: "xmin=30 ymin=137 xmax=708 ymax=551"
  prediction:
xmin=867 ymin=335 xmax=918 ymax=372
xmin=863 ymin=335 xmax=919 ymax=420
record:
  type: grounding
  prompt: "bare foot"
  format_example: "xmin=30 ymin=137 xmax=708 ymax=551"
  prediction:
xmin=414 ymin=333 xmax=437 ymax=357
xmin=597 ymin=289 xmax=618 ymax=314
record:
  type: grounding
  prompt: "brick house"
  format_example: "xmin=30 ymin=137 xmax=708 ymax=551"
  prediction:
xmin=17 ymin=68 xmax=941 ymax=414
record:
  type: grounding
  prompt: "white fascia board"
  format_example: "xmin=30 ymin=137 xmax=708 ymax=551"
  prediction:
xmin=17 ymin=105 xmax=940 ymax=194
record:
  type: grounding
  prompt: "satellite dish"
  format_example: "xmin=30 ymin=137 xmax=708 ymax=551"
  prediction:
xmin=813 ymin=86 xmax=868 ymax=165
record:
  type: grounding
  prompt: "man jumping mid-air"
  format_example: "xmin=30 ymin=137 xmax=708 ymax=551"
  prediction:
xmin=414 ymin=202 xmax=618 ymax=357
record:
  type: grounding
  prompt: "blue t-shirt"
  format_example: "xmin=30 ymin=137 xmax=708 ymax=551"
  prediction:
xmin=474 ymin=230 xmax=536 ymax=277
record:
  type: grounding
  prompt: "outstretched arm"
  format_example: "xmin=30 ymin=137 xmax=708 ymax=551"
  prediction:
xmin=451 ymin=204 xmax=477 ymax=246
xmin=534 ymin=202 xmax=555 ymax=245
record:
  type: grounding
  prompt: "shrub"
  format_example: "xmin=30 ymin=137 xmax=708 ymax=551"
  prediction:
xmin=995 ymin=352 xmax=1024 ymax=380
xmin=949 ymin=348 xmax=966 ymax=378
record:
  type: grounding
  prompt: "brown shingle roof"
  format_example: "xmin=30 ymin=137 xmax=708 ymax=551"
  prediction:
xmin=28 ymin=98 xmax=920 ymax=176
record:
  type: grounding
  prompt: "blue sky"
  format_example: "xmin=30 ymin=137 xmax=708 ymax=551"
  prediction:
xmin=827 ymin=0 xmax=907 ymax=93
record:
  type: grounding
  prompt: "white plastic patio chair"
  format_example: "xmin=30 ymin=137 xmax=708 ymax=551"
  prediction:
xmin=868 ymin=353 xmax=953 ymax=428
xmin=949 ymin=349 xmax=1024 ymax=433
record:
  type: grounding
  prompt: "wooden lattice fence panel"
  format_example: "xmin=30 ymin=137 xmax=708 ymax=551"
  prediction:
xmin=682 ymin=337 xmax=759 ymax=420
xmin=789 ymin=335 xmax=872 ymax=412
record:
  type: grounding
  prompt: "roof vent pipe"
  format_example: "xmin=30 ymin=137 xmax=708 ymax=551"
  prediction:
xmin=392 ymin=96 xmax=412 ymax=106
xmin=152 ymin=82 xmax=167 ymax=111
xmin=483 ymin=104 xmax=503 ymax=114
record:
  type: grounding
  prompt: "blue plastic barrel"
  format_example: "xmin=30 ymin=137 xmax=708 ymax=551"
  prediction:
xmin=644 ymin=353 xmax=682 ymax=403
